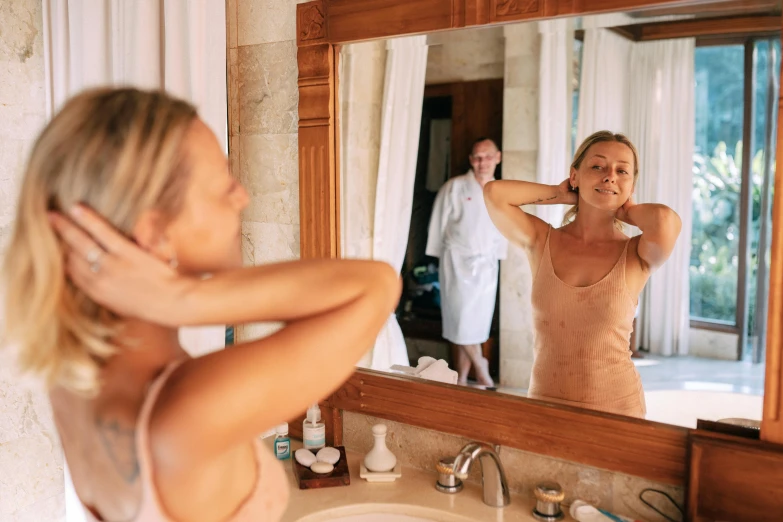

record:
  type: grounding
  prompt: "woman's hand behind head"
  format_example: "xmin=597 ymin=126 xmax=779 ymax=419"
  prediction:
xmin=50 ymin=205 xmax=194 ymax=327
xmin=557 ymin=178 xmax=578 ymax=206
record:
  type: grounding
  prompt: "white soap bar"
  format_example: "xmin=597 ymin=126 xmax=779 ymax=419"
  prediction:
xmin=310 ymin=461 xmax=334 ymax=474
xmin=316 ymin=447 xmax=340 ymax=465
xmin=294 ymin=448 xmax=317 ymax=467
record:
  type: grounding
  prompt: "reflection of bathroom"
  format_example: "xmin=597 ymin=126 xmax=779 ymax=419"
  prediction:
xmin=341 ymin=18 xmax=774 ymax=428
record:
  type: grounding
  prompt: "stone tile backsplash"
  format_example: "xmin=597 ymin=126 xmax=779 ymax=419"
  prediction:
xmin=343 ymin=412 xmax=684 ymax=522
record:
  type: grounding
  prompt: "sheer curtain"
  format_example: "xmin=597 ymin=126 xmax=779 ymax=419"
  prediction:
xmin=43 ymin=0 xmax=227 ymax=147
xmin=537 ymin=19 xmax=572 ymax=226
xmin=628 ymin=38 xmax=695 ymax=356
xmin=369 ymin=35 xmax=429 ymax=370
xmin=576 ymin=28 xmax=631 ymax=141
xmin=43 ymin=3 xmax=228 ymax=519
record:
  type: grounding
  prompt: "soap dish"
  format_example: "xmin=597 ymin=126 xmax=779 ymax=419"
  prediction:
xmin=359 ymin=462 xmax=402 ymax=482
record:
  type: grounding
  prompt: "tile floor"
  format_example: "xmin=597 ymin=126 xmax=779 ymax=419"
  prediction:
xmin=494 ymin=355 xmax=766 ymax=428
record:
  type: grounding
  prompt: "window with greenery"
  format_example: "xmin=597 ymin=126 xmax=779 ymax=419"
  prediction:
xmin=690 ymin=39 xmax=779 ymax=353
xmin=690 ymin=45 xmax=745 ymax=324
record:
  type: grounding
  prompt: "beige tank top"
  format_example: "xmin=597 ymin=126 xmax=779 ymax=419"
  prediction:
xmin=81 ymin=362 xmax=290 ymax=521
xmin=529 ymin=227 xmax=646 ymax=418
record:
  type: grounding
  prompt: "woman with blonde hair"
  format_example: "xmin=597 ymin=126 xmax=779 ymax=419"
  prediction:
xmin=484 ymin=131 xmax=681 ymax=418
xmin=2 ymin=88 xmax=399 ymax=521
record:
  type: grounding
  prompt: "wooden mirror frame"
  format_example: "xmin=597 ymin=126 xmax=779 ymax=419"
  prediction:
xmin=295 ymin=0 xmax=783 ymax=486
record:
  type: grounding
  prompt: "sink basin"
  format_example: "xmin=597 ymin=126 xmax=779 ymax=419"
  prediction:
xmin=295 ymin=504 xmax=479 ymax=522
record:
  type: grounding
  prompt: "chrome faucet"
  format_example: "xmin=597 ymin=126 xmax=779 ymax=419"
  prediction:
xmin=453 ymin=442 xmax=511 ymax=508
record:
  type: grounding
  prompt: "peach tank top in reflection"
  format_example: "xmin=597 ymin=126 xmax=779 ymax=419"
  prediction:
xmin=529 ymin=227 xmax=645 ymax=418
xmin=82 ymin=362 xmax=289 ymax=522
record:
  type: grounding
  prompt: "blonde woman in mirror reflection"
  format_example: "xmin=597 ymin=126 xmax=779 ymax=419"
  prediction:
xmin=2 ymin=88 xmax=399 ymax=522
xmin=484 ymin=131 xmax=681 ymax=418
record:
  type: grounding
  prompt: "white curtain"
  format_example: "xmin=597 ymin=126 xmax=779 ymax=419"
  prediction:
xmin=576 ymin=28 xmax=632 ymax=142
xmin=367 ymin=36 xmax=429 ymax=371
xmin=43 ymin=0 xmax=227 ymax=149
xmin=537 ymin=19 xmax=572 ymax=226
xmin=43 ymin=3 xmax=228 ymax=520
xmin=628 ymin=39 xmax=695 ymax=356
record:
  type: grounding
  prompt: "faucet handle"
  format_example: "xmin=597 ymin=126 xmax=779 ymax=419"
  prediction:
xmin=435 ymin=456 xmax=463 ymax=494
xmin=533 ymin=482 xmax=564 ymax=521
xmin=435 ymin=456 xmax=456 ymax=476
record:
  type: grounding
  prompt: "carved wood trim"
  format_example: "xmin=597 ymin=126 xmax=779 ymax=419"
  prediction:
xmin=297 ymin=1 xmax=328 ymax=46
xmin=297 ymin=43 xmax=338 ymax=259
xmin=326 ymin=0 xmax=454 ymax=44
xmin=295 ymin=0 xmax=779 ymax=44
xmin=491 ymin=0 xmax=543 ymax=21
xmin=464 ymin=0 xmax=492 ymax=26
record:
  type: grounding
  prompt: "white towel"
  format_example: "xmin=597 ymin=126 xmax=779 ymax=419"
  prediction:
xmin=414 ymin=356 xmax=458 ymax=384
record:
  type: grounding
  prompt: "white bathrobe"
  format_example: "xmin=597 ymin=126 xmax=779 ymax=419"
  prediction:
xmin=426 ymin=172 xmax=508 ymax=345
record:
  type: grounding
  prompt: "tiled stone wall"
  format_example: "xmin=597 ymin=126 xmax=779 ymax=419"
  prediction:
xmin=498 ymin=22 xmax=541 ymax=390
xmin=425 ymin=26 xmax=505 ymax=84
xmin=228 ymin=0 xmax=307 ymax=342
xmin=0 ymin=0 xmax=65 ymax=520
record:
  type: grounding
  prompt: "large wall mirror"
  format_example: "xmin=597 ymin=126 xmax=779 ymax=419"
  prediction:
xmin=336 ymin=3 xmax=780 ymax=431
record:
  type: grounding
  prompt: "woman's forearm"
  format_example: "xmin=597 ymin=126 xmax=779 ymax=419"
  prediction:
xmin=623 ymin=203 xmax=680 ymax=232
xmin=484 ymin=180 xmax=571 ymax=248
xmin=178 ymin=259 xmax=401 ymax=327
xmin=485 ymin=180 xmax=573 ymax=207
xmin=622 ymin=202 xmax=682 ymax=269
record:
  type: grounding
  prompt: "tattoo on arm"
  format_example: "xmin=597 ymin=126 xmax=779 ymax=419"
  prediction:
xmin=523 ymin=195 xmax=558 ymax=205
xmin=96 ymin=417 xmax=141 ymax=483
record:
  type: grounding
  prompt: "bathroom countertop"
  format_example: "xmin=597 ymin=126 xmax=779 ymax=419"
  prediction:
xmin=274 ymin=440 xmax=574 ymax=522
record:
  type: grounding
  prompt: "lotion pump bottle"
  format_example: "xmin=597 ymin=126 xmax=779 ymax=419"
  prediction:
xmin=303 ymin=404 xmax=325 ymax=451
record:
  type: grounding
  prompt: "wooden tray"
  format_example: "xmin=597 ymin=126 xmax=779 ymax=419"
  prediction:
xmin=292 ymin=446 xmax=351 ymax=490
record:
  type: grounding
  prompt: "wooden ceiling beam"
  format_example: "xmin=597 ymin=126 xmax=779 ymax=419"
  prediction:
xmin=616 ymin=14 xmax=780 ymax=41
xmin=628 ymin=0 xmax=779 ymax=18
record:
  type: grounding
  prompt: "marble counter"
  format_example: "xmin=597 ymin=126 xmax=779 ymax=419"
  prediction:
xmin=275 ymin=440 xmax=574 ymax=522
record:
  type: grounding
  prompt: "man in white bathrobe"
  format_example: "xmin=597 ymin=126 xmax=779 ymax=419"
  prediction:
xmin=425 ymin=138 xmax=508 ymax=387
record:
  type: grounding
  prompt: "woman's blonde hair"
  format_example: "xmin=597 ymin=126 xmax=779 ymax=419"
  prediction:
xmin=2 ymin=88 xmax=198 ymax=395
xmin=562 ymin=130 xmax=640 ymax=230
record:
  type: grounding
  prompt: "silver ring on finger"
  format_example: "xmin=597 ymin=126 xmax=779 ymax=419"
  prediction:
xmin=86 ymin=248 xmax=103 ymax=273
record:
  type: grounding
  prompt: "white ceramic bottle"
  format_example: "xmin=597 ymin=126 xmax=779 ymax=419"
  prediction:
xmin=363 ymin=423 xmax=397 ymax=472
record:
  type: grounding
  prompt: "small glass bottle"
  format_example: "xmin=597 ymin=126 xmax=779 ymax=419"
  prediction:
xmin=274 ymin=423 xmax=290 ymax=460
xmin=303 ymin=404 xmax=326 ymax=451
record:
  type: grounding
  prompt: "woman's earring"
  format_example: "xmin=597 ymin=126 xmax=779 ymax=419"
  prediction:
xmin=169 ymin=254 xmax=179 ymax=270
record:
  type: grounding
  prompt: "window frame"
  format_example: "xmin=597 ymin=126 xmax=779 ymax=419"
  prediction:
xmin=689 ymin=36 xmax=780 ymax=364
